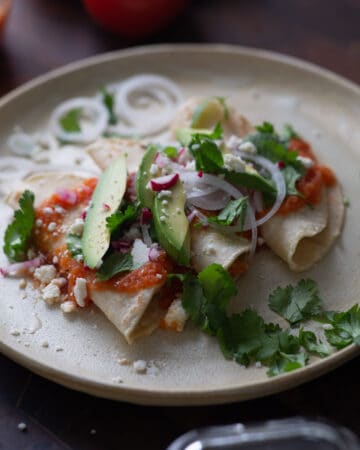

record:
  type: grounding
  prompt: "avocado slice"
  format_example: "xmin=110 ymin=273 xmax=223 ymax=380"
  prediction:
xmin=191 ymin=97 xmax=226 ymax=129
xmin=136 ymin=144 xmax=158 ymax=209
xmin=82 ymin=155 xmax=127 ymax=269
xmin=153 ymin=180 xmax=190 ymax=266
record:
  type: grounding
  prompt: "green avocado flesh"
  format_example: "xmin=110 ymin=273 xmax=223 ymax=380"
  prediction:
xmin=153 ymin=180 xmax=190 ymax=266
xmin=136 ymin=144 xmax=158 ymax=209
xmin=176 ymin=127 xmax=214 ymax=147
xmin=82 ymin=155 xmax=127 ymax=269
xmin=191 ymin=97 xmax=225 ymax=129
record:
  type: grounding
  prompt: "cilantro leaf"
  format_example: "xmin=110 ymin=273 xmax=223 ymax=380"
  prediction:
xmin=324 ymin=304 xmax=360 ymax=348
xmin=66 ymin=234 xmax=83 ymax=259
xmin=282 ymin=165 xmax=303 ymax=197
xmin=246 ymin=122 xmax=304 ymax=172
xmin=269 ymin=279 xmax=323 ymax=326
xmin=198 ymin=264 xmax=237 ymax=309
xmin=4 ymin=190 xmax=35 ymax=262
xmin=106 ymin=203 xmax=139 ymax=235
xmin=208 ymin=197 xmax=248 ymax=228
xmin=189 ymin=135 xmax=224 ymax=173
xmin=267 ymin=352 xmax=307 ymax=377
xmin=299 ymin=328 xmax=330 ymax=357
xmin=97 ymin=252 xmax=136 ymax=281
xmin=281 ymin=124 xmax=298 ymax=142
xmin=218 ymin=310 xmax=267 ymax=365
xmin=60 ymin=108 xmax=82 ymax=132
xmin=101 ymin=87 xmax=117 ymax=125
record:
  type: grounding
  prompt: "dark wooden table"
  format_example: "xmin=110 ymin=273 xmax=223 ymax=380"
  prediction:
xmin=0 ymin=1 xmax=359 ymax=449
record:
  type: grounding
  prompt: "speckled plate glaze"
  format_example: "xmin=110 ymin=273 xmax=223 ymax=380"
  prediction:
xmin=0 ymin=45 xmax=359 ymax=405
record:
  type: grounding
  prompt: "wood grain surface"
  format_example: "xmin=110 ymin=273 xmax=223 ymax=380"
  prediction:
xmin=0 ymin=0 xmax=359 ymax=449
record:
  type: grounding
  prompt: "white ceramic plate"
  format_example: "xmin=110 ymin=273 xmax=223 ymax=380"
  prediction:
xmin=0 ymin=44 xmax=359 ymax=405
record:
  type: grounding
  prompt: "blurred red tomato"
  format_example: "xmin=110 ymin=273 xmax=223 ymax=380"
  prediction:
xmin=82 ymin=0 xmax=188 ymax=39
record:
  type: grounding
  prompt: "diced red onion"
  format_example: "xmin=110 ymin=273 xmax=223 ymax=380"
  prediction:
xmin=141 ymin=207 xmax=153 ymax=225
xmin=148 ymin=244 xmax=162 ymax=262
xmin=111 ymin=240 xmax=132 ymax=253
xmin=3 ymin=255 xmax=45 ymax=276
xmin=150 ymin=173 xmax=179 ymax=191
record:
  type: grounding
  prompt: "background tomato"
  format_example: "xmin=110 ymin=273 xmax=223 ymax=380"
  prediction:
xmin=82 ymin=0 xmax=189 ymax=39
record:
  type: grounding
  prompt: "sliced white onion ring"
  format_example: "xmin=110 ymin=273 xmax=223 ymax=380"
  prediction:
xmin=50 ymin=97 xmax=109 ymax=144
xmin=114 ymin=74 xmax=183 ymax=136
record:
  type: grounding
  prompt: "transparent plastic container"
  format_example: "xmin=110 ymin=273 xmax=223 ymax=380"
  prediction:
xmin=168 ymin=418 xmax=360 ymax=450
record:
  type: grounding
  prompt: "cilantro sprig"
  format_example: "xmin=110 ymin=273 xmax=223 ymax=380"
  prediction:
xmin=3 ymin=190 xmax=35 ymax=262
xmin=60 ymin=108 xmax=82 ymax=132
xmin=208 ymin=197 xmax=248 ymax=229
xmin=106 ymin=203 xmax=139 ymax=236
xmin=177 ymin=270 xmax=359 ymax=377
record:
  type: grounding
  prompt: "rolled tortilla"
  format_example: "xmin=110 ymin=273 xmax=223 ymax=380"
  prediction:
xmin=86 ymin=138 xmax=147 ymax=172
xmin=261 ymin=186 xmax=344 ymax=271
xmin=191 ymin=226 xmax=252 ymax=272
xmin=5 ymin=172 xmax=165 ymax=344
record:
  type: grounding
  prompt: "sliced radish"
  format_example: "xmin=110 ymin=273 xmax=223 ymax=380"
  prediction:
xmin=150 ymin=173 xmax=179 ymax=192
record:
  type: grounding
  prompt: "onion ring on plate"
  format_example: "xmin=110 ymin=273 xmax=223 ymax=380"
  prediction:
xmin=113 ymin=74 xmax=183 ymax=136
xmin=50 ymin=98 xmax=109 ymax=144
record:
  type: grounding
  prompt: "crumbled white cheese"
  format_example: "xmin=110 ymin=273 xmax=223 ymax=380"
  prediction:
xmin=160 ymin=216 xmax=166 ymax=222
xmin=297 ymin=156 xmax=314 ymax=169
xmin=73 ymin=278 xmax=87 ymax=307
xmin=75 ymin=254 xmax=84 ymax=262
xmin=35 ymin=218 xmax=43 ymax=227
xmin=322 ymin=323 xmax=334 ymax=331
xmin=47 ymin=222 xmax=57 ymax=232
xmin=133 ymin=360 xmax=147 ymax=374
xmin=34 ymin=265 xmax=57 ymax=284
xmin=18 ymin=279 xmax=27 ymax=289
xmin=158 ymin=190 xmax=172 ymax=198
xmin=118 ymin=358 xmax=131 ymax=366
xmin=185 ymin=160 xmax=196 ymax=171
xmin=42 ymin=282 xmax=61 ymax=304
xmin=257 ymin=237 xmax=265 ymax=246
xmin=43 ymin=207 xmax=53 ymax=214
xmin=163 ymin=298 xmax=188 ymax=332
xmin=239 ymin=141 xmax=257 ymax=153
xmin=149 ymin=164 xmax=159 ymax=175
xmin=131 ymin=239 xmax=149 ymax=267
xmin=10 ymin=329 xmax=20 ymax=336
xmin=61 ymin=301 xmax=77 ymax=313
xmin=162 ymin=200 xmax=169 ymax=206
xmin=54 ymin=205 xmax=65 ymax=214
xmin=17 ymin=422 xmax=27 ymax=432
xmin=68 ymin=218 xmax=84 ymax=236
xmin=52 ymin=277 xmax=67 ymax=287
xmin=223 ymin=154 xmax=246 ymax=172
xmin=52 ymin=256 xmax=59 ymax=264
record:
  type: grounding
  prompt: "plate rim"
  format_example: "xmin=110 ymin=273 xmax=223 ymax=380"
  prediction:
xmin=0 ymin=43 xmax=359 ymax=406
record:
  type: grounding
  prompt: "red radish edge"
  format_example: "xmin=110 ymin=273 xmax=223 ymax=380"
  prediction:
xmin=150 ymin=173 xmax=179 ymax=192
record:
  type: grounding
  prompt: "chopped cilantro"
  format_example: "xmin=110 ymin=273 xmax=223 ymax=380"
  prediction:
xmin=60 ymin=108 xmax=82 ymax=132
xmin=3 ymin=190 xmax=35 ymax=262
xmin=208 ymin=197 xmax=248 ymax=229
xmin=97 ymin=252 xmax=136 ymax=281
xmin=323 ymin=304 xmax=360 ymax=348
xmin=268 ymin=279 xmax=322 ymax=326
xmin=299 ymin=328 xmax=329 ymax=357
xmin=282 ymin=165 xmax=303 ymax=197
xmin=343 ymin=196 xmax=350 ymax=207
xmin=66 ymin=234 xmax=83 ymax=259
xmin=106 ymin=203 xmax=139 ymax=235
xmin=188 ymin=123 xmax=224 ymax=173
xmin=281 ymin=124 xmax=298 ymax=142
xmin=267 ymin=352 xmax=307 ymax=377
xmin=101 ymin=87 xmax=117 ymax=125
xmin=163 ymin=146 xmax=178 ymax=159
